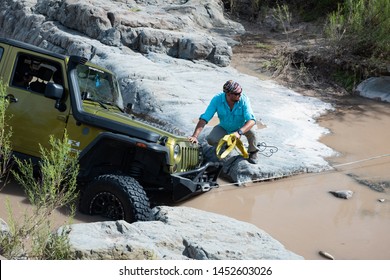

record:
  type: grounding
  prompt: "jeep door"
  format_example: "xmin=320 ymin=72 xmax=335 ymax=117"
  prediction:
xmin=5 ymin=51 xmax=69 ymax=157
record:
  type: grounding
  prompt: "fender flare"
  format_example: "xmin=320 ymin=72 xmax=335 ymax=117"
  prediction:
xmin=78 ymin=132 xmax=170 ymax=179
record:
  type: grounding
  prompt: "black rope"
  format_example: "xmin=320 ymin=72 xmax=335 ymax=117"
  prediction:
xmin=257 ymin=142 xmax=278 ymax=157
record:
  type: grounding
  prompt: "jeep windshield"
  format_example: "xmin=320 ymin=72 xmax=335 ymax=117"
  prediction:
xmin=76 ymin=64 xmax=124 ymax=109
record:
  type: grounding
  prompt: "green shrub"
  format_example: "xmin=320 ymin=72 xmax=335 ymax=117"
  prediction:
xmin=13 ymin=133 xmax=79 ymax=211
xmin=325 ymin=0 xmax=390 ymax=59
xmin=1 ymin=131 xmax=79 ymax=259
xmin=0 ymin=80 xmax=13 ymax=186
xmin=33 ymin=224 xmax=74 ymax=260
xmin=272 ymin=3 xmax=292 ymax=37
xmin=332 ymin=69 xmax=359 ymax=92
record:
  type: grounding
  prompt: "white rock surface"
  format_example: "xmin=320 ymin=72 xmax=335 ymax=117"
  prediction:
xmin=61 ymin=206 xmax=303 ymax=260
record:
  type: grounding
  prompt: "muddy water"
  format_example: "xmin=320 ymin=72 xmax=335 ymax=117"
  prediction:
xmin=1 ymin=98 xmax=389 ymax=260
xmin=181 ymin=97 xmax=390 ymax=260
xmin=0 ymin=179 xmax=107 ymax=230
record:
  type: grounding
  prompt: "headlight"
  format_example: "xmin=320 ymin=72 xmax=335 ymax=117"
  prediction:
xmin=174 ymin=144 xmax=180 ymax=159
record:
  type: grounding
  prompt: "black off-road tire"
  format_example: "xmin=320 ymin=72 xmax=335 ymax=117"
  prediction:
xmin=79 ymin=174 xmax=152 ymax=223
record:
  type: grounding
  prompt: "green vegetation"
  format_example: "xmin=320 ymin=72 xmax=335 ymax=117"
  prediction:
xmin=12 ymin=133 xmax=79 ymax=211
xmin=291 ymin=0 xmax=342 ymax=21
xmin=0 ymin=80 xmax=79 ymax=259
xmin=223 ymin=0 xmax=264 ymax=18
xmin=263 ymin=47 xmax=293 ymax=78
xmin=325 ymin=0 xmax=389 ymax=59
xmin=238 ymin=0 xmax=388 ymax=92
xmin=0 ymin=80 xmax=13 ymax=185
xmin=332 ymin=69 xmax=360 ymax=92
xmin=1 ymin=132 xmax=79 ymax=259
xmin=224 ymin=0 xmax=342 ymax=20
xmin=322 ymin=0 xmax=389 ymax=89
xmin=272 ymin=3 xmax=292 ymax=38
xmin=255 ymin=42 xmax=272 ymax=50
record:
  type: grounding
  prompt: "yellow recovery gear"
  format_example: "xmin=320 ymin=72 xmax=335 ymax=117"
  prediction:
xmin=216 ymin=133 xmax=249 ymax=159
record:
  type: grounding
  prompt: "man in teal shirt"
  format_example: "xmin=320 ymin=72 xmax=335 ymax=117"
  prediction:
xmin=188 ymin=80 xmax=258 ymax=164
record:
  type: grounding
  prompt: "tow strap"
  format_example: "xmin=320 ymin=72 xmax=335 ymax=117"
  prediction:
xmin=216 ymin=133 xmax=249 ymax=159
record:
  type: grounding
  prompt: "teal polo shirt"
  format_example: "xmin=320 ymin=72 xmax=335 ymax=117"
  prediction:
xmin=200 ymin=92 xmax=256 ymax=134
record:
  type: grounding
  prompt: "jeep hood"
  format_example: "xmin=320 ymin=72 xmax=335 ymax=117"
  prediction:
xmin=82 ymin=104 xmax=182 ymax=140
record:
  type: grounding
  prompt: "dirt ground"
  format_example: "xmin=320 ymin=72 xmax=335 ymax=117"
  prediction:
xmin=230 ymin=19 xmax=350 ymax=101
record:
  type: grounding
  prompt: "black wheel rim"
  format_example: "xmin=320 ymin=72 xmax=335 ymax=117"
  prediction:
xmin=89 ymin=191 xmax=125 ymax=220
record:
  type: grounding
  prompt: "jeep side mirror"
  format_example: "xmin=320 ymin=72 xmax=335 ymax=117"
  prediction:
xmin=45 ymin=82 xmax=66 ymax=112
xmin=45 ymin=82 xmax=64 ymax=100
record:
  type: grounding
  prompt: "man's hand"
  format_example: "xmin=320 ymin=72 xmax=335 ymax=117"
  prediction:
xmin=188 ymin=136 xmax=198 ymax=144
xmin=188 ymin=119 xmax=207 ymax=144
xmin=234 ymin=131 xmax=241 ymax=139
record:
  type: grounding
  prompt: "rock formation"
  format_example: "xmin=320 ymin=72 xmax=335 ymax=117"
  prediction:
xmin=58 ymin=206 xmax=303 ymax=260
xmin=0 ymin=0 xmax=243 ymax=66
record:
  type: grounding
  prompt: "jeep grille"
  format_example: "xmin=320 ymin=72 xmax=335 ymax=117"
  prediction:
xmin=178 ymin=146 xmax=200 ymax=172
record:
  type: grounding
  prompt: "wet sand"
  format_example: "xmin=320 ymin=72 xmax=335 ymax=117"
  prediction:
xmin=181 ymin=97 xmax=390 ymax=260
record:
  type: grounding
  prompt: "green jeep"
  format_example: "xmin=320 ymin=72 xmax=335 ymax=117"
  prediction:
xmin=0 ymin=38 xmax=221 ymax=222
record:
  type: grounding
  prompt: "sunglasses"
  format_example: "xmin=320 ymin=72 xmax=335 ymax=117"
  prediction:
xmin=229 ymin=90 xmax=242 ymax=96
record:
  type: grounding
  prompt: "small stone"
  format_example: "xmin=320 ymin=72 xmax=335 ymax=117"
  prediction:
xmin=378 ymin=198 xmax=385 ymax=203
xmin=319 ymin=250 xmax=335 ymax=260
xmin=329 ymin=190 xmax=353 ymax=199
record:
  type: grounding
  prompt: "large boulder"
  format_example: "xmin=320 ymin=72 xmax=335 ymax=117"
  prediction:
xmin=355 ymin=76 xmax=390 ymax=103
xmin=60 ymin=206 xmax=303 ymax=260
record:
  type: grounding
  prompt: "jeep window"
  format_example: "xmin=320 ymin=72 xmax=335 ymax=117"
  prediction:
xmin=11 ymin=54 xmax=63 ymax=93
xmin=76 ymin=64 xmax=124 ymax=109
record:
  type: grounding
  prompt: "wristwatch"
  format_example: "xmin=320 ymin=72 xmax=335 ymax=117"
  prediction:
xmin=237 ymin=129 xmax=244 ymax=136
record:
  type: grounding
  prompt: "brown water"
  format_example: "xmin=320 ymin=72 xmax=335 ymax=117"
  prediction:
xmin=181 ymin=98 xmax=390 ymax=260
xmin=1 ymin=98 xmax=389 ymax=260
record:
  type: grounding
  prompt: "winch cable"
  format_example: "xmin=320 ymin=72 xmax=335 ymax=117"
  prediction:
xmin=216 ymin=152 xmax=390 ymax=188
xmin=332 ymin=153 xmax=390 ymax=168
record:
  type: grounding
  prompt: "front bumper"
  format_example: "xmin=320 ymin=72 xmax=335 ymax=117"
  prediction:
xmin=171 ymin=161 xmax=223 ymax=201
